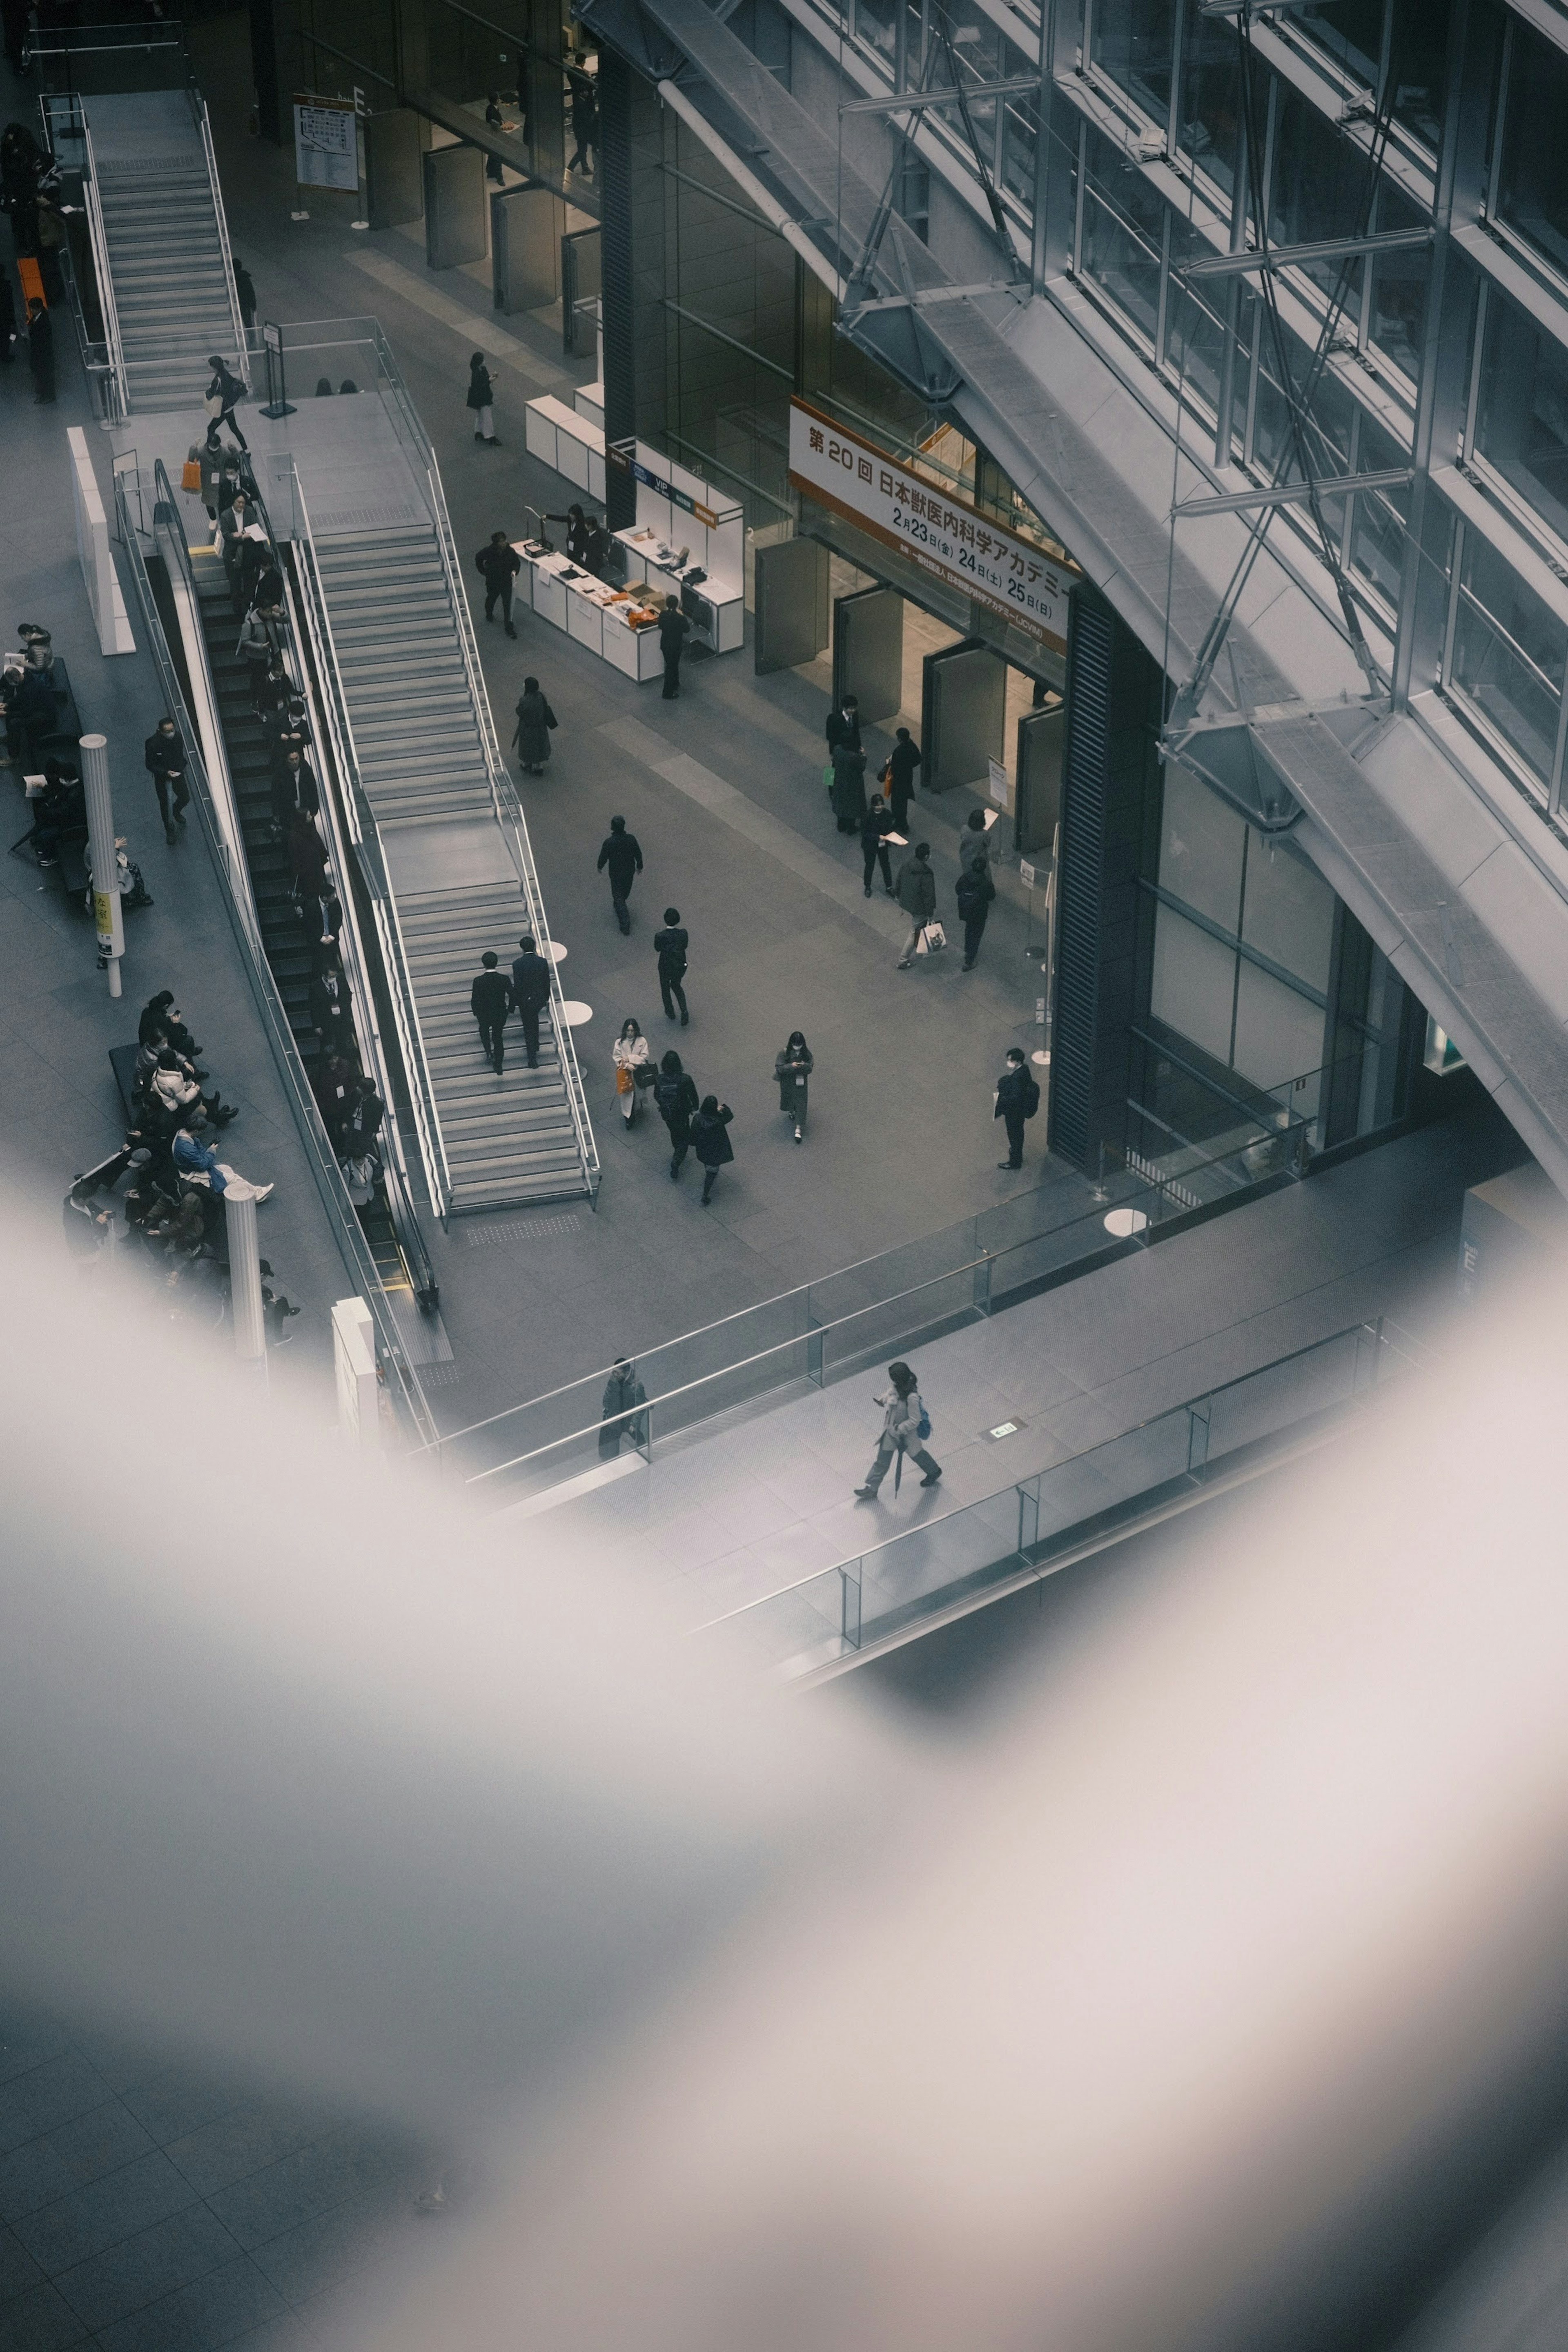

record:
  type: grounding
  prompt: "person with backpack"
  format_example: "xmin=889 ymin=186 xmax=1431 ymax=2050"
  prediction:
xmin=475 ymin=531 xmax=521 ymax=636
xmin=854 ymin=1360 xmax=941 ymax=1498
xmin=653 ymin=1049 xmax=698 ymax=1179
xmin=994 ymin=1044 xmax=1040 ymax=1170
xmin=203 ymin=354 xmax=248 ymax=452
xmin=956 ymin=856 xmax=997 ymax=971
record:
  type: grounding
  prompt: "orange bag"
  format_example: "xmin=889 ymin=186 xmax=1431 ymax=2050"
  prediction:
xmin=181 ymin=458 xmax=202 ymax=493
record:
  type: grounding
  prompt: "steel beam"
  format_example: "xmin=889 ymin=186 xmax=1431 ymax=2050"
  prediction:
xmin=1179 ymin=225 xmax=1432 ymax=281
xmin=1175 ymin=467 xmax=1414 ymax=519
xmin=839 ymin=76 xmax=1044 ymax=114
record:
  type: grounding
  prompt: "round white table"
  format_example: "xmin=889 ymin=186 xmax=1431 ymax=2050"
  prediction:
xmin=559 ymin=999 xmax=593 ymax=1026
xmin=543 ymin=941 xmax=567 ymax=963
xmin=1102 ymin=1206 xmax=1149 ymax=1239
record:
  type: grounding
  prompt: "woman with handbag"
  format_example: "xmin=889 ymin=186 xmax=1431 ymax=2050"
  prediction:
xmin=853 ymin=1361 xmax=941 ymax=1498
xmin=611 ymin=1016 xmax=651 ymax=1128
xmin=467 ymin=350 xmax=499 ymax=444
xmin=203 ymin=355 xmax=248 ymax=452
xmin=774 ymin=1032 xmax=813 ymax=1144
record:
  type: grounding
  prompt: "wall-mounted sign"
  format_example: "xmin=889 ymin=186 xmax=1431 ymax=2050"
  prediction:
xmin=607 ymin=438 xmax=738 ymax=532
xmin=788 ymin=398 xmax=1071 ymax=656
xmin=293 ymin=96 xmax=360 ymax=192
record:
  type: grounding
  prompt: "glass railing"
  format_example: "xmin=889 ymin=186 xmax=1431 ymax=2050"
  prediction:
xmin=437 ymin=1117 xmax=1306 ymax=1500
xmin=695 ymin=1317 xmax=1400 ymax=1679
xmin=116 ymin=472 xmax=439 ymax=1447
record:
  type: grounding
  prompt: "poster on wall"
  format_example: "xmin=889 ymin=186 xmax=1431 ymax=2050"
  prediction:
xmin=293 ymin=97 xmax=361 ymax=191
xmin=787 ymin=397 xmax=1072 ymax=657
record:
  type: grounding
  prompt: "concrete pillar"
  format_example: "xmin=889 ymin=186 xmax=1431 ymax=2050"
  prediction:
xmin=226 ymin=1187 xmax=268 ymax=1381
xmin=79 ymin=732 xmax=124 ymax=996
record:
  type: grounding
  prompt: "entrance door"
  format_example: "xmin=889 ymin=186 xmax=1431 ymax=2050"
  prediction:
xmin=833 ymin=586 xmax=903 ymax=723
xmin=754 ymin=538 xmax=829 ymax=674
xmin=492 ymin=184 xmax=564 ymax=311
xmin=1015 ymin=701 xmax=1064 ymax=854
xmin=922 ymin=638 xmax=1006 ymax=792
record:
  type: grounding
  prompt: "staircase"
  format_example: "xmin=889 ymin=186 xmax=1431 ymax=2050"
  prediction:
xmin=310 ymin=526 xmax=591 ymax=1210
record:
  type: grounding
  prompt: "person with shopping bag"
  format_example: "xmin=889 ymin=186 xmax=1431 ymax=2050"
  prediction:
xmin=894 ymin=842 xmax=939 ymax=968
xmin=612 ymin=1017 xmax=652 ymax=1128
xmin=853 ymin=1360 xmax=941 ymax=1498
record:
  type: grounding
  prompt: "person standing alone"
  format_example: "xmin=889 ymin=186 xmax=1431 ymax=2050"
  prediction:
xmin=955 ymin=857 xmax=996 ymax=971
xmin=475 ymin=531 xmax=520 ymax=636
xmin=885 ymin=726 xmax=920 ymax=832
xmin=510 ymin=933 xmax=551 ymax=1069
xmin=467 ymin=351 xmax=499 ymax=445
xmin=993 ymin=1044 xmax=1039 ymax=1169
xmin=657 ymin=595 xmax=690 ymax=700
xmin=471 ymin=950 xmax=512 ymax=1074
xmin=654 ymin=907 xmax=689 ymax=1024
xmin=512 ymin=676 xmax=557 ymax=774
xmin=690 ymin=1095 xmax=734 ymax=1206
xmin=597 ymin=815 xmax=643 ymax=935
xmin=894 ymin=841 xmax=937 ymax=967
xmin=144 ymin=716 xmax=189 ymax=845
xmin=854 ymin=1360 xmax=941 ymax=1498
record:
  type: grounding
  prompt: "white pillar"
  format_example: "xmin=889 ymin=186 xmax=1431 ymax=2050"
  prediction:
xmin=225 ymin=1187 xmax=269 ymax=1382
xmin=79 ymin=733 xmax=125 ymax=998
xmin=332 ymin=1297 xmax=380 ymax=1451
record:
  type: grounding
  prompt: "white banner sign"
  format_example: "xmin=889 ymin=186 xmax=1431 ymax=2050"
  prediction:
xmin=788 ymin=399 xmax=1071 ymax=655
xmin=294 ymin=99 xmax=360 ymax=191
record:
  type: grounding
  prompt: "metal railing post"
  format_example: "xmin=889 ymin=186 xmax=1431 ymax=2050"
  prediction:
xmin=1186 ymin=1395 xmax=1212 ymax=1476
xmin=840 ymin=1561 xmax=862 ymax=1652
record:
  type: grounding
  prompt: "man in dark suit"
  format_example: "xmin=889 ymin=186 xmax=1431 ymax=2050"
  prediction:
xmin=511 ymin=933 xmax=552 ymax=1070
xmin=826 ymin=693 xmax=860 ymax=758
xmin=471 ymin=950 xmax=513 ymax=1074
xmin=657 ymin=596 xmax=690 ymax=700
xmin=654 ymin=907 xmax=690 ymax=1025
xmin=993 ymin=1045 xmax=1040 ymax=1171
xmin=596 ymin=814 xmax=644 ymax=934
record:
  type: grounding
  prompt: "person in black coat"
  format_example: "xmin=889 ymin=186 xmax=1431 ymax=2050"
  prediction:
xmin=993 ymin=1046 xmax=1040 ymax=1171
xmin=27 ymin=298 xmax=53 ymax=404
xmin=860 ymin=793 xmax=895 ymax=897
xmin=204 ymin=354 xmax=247 ymax=451
xmin=475 ymin=531 xmax=520 ymax=636
xmin=231 ymin=254 xmax=257 ymax=330
xmin=825 ymin=693 xmax=860 ymax=759
xmin=467 ymin=351 xmax=498 ymax=444
xmin=657 ymin=596 xmax=690 ymax=701
xmin=308 ymin=947 xmax=353 ymax=1057
xmin=139 ymin=990 xmax=201 ymax=1059
xmin=654 ymin=906 xmax=689 ymax=1025
xmin=653 ymin=1050 xmax=699 ymax=1179
xmin=885 ymin=726 xmax=921 ymax=832
xmin=690 ymin=1094 xmax=734 ymax=1206
xmin=510 ymin=932 xmax=552 ymax=1069
xmin=567 ymin=68 xmax=597 ymax=175
xmin=144 ymin=717 xmax=189 ymax=843
xmin=471 ymin=950 xmax=513 ymax=1074
xmin=955 ymin=858 xmax=997 ymax=972
xmin=597 ymin=814 xmax=643 ymax=934
xmin=484 ymin=92 xmax=506 ymax=184
xmin=341 ymin=1076 xmax=385 ymax=1160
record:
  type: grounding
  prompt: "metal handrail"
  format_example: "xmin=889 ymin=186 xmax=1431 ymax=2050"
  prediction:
xmin=78 ymin=118 xmax=126 ymax=420
xmin=285 ymin=468 xmax=456 ymax=1218
xmin=694 ymin=1316 xmax=1402 ymax=1639
xmin=116 ymin=473 xmax=438 ymax=1446
xmin=421 ymin=467 xmax=602 ymax=1199
xmin=193 ymin=92 xmax=249 ymax=387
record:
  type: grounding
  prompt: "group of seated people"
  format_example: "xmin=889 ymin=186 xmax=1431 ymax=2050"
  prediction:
xmin=62 ymin=989 xmax=299 ymax=1339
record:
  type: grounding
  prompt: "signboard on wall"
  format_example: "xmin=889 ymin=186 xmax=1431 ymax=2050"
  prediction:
xmin=787 ymin=398 xmax=1071 ymax=657
xmin=294 ymin=97 xmax=360 ymax=191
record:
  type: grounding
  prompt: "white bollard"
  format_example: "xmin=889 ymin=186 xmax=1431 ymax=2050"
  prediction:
xmin=79 ymin=733 xmax=125 ymax=999
xmin=225 ymin=1186 xmax=269 ymax=1383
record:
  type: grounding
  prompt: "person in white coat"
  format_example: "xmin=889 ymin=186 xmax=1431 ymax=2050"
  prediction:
xmin=611 ymin=1016 xmax=651 ymax=1127
xmin=853 ymin=1360 xmax=941 ymax=1497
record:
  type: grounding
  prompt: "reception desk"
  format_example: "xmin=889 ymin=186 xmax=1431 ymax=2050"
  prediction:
xmin=614 ymin=527 xmax=744 ymax=655
xmin=514 ymin=542 xmax=664 ymax=681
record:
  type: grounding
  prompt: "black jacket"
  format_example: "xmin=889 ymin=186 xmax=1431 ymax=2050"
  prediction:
xmin=510 ymin=950 xmax=552 ymax=1012
xmin=343 ymin=1090 xmax=385 ymax=1156
xmin=653 ymin=1069 xmax=698 ymax=1133
xmin=887 ymin=738 xmax=921 ymax=791
xmin=206 ymin=362 xmax=245 ymax=410
xmin=995 ymin=1065 xmax=1039 ymax=1122
xmin=690 ymin=1104 xmax=734 ymax=1167
xmin=826 ymin=707 xmax=862 ymax=756
xmin=860 ymin=804 xmax=894 ymax=852
xmin=597 ymin=830 xmax=643 ymax=888
xmin=955 ymin=864 xmax=996 ymax=919
xmin=653 ymin=924 xmax=688 ymax=976
xmin=309 ymin=968 xmax=350 ymax=1038
xmin=144 ymin=729 xmax=184 ymax=779
xmin=657 ymin=607 xmax=690 ymax=658
xmin=475 ymin=542 xmax=521 ymax=588
xmin=471 ymin=969 xmax=513 ymax=1023
xmin=466 ymin=361 xmax=494 ymax=411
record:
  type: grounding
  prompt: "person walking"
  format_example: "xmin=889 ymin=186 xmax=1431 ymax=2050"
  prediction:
xmin=611 ymin=1016 xmax=651 ymax=1127
xmin=597 ymin=815 xmax=643 ymax=934
xmin=860 ymin=793 xmax=895 ymax=896
xmin=895 ymin=841 xmax=938 ymax=967
xmin=467 ymin=351 xmax=499 ymax=445
xmin=955 ymin=857 xmax=996 ymax=972
xmin=775 ymin=1031 xmax=812 ymax=1143
xmin=885 ymin=726 xmax=921 ymax=832
xmin=993 ymin=1044 xmax=1040 ymax=1170
xmin=484 ymin=92 xmax=506 ymax=185
xmin=598 ymin=1357 xmax=646 ymax=1458
xmin=510 ymin=933 xmax=552 ymax=1069
xmin=143 ymin=716 xmax=189 ymax=845
xmin=653 ymin=1050 xmax=698 ymax=1179
xmin=231 ymin=254 xmax=257 ymax=332
xmin=960 ymin=807 xmax=993 ymax=878
xmin=475 ymin=531 xmax=520 ymax=636
xmin=690 ymin=1095 xmax=733 ymax=1206
xmin=471 ymin=950 xmax=513 ymax=1074
xmin=270 ymin=745 xmax=314 ymax=840
xmin=203 ymin=354 xmax=248 ymax=451
xmin=307 ymin=947 xmax=353 ymax=1058
xmin=657 ymin=595 xmax=690 ymax=700
xmin=568 ymin=69 xmax=598 ymax=176
xmin=653 ymin=907 xmax=689 ymax=1024
xmin=27 ymin=297 xmax=53 ymax=404
xmin=512 ymin=677 xmax=557 ymax=774
xmin=830 ymin=734 xmax=868 ymax=836
xmin=853 ymin=1360 xmax=941 ymax=1497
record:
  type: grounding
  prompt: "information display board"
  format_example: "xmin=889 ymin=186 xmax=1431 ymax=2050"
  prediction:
xmin=294 ymin=97 xmax=360 ymax=191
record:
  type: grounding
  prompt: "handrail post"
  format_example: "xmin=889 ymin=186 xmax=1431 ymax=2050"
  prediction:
xmin=840 ymin=1561 xmax=862 ymax=1652
xmin=972 ymin=1248 xmax=993 ymax=1316
xmin=1186 ymin=1395 xmax=1212 ymax=1477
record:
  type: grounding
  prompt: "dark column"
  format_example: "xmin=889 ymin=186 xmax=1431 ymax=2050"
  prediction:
xmin=1049 ymin=586 xmax=1163 ymax=1171
xmin=599 ymin=52 xmax=665 ymax=530
xmin=250 ymin=0 xmax=290 ymax=146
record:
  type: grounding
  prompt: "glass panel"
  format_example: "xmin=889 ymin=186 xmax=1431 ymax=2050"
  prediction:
xmin=1450 ymin=534 xmax=1566 ymax=788
xmin=1297 ymin=0 xmax=1385 ymax=88
xmin=1367 ymin=181 xmax=1428 ymax=382
xmin=940 ymin=0 xmax=1002 ymax=80
xmin=1239 ymin=832 xmax=1334 ymax=993
xmin=1090 ymin=0 xmax=1176 ymax=125
xmin=1497 ymin=22 xmax=1568 ymax=282
xmin=1151 ymin=904 xmax=1238 ymax=1065
xmin=1232 ymin=958 xmax=1329 ymax=1094
xmin=1002 ymin=95 xmax=1037 ymax=206
xmin=1165 ymin=214 xmax=1228 ymax=411
xmin=1270 ymin=85 xmax=1368 ymax=301
xmin=1081 ymin=138 xmax=1164 ymax=348
xmin=855 ymin=0 xmax=898 ymax=66
xmin=1159 ymin=761 xmax=1247 ymax=929
xmin=1350 ymin=490 xmax=1406 ymax=605
xmin=1476 ymin=292 xmax=1568 ymax=550
xmin=1389 ymin=0 xmax=1447 ymax=150
xmin=1177 ymin=0 xmax=1250 ymax=201
xmin=1252 ymin=337 xmax=1354 ymax=479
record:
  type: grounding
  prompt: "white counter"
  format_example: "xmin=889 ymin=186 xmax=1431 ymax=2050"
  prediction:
xmin=615 ymin=527 xmax=744 ymax=655
xmin=514 ymin=542 xmax=664 ymax=681
xmin=523 ymin=395 xmax=607 ymax=504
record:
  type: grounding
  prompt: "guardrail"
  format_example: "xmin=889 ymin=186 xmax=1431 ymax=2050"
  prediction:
xmin=116 ymin=472 xmax=438 ymax=1445
xmin=78 ymin=117 xmax=126 ymax=421
xmin=696 ymin=1316 xmax=1407 ymax=1679
xmin=190 ymin=88 xmax=249 ymax=387
xmin=285 ymin=464 xmax=457 ymax=1221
